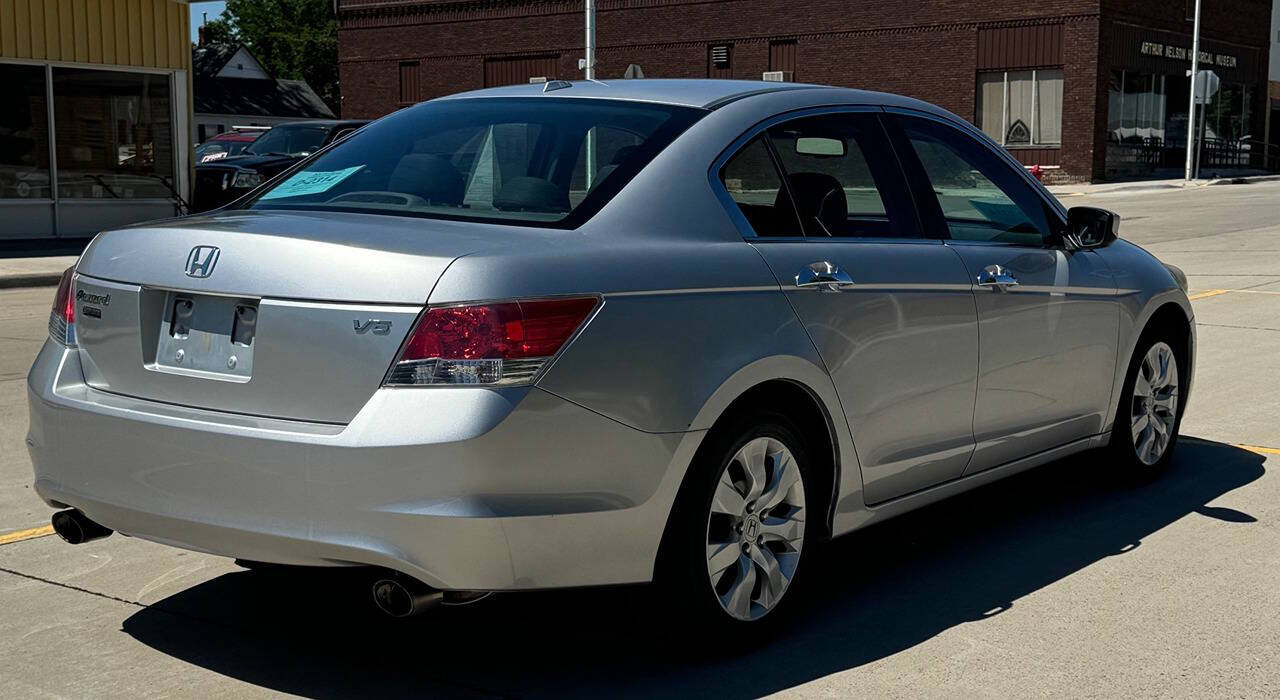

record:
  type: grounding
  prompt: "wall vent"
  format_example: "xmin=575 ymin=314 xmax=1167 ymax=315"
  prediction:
xmin=710 ymin=45 xmax=731 ymax=68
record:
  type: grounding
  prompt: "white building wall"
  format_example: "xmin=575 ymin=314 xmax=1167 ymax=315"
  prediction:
xmin=216 ymin=48 xmax=272 ymax=80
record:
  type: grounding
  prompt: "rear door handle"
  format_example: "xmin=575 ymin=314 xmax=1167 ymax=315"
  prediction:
xmin=795 ymin=261 xmax=855 ymax=291
xmin=977 ymin=264 xmax=1018 ymax=290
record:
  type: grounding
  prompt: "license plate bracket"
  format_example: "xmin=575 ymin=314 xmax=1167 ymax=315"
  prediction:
xmin=153 ymin=292 xmax=257 ymax=382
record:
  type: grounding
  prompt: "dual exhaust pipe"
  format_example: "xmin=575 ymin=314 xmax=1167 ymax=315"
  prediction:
xmin=51 ymin=509 xmax=113 ymax=545
xmin=51 ymin=509 xmax=472 ymax=619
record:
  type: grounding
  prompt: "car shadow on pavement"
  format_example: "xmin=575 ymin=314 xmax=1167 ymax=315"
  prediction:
xmin=122 ymin=437 xmax=1263 ymax=698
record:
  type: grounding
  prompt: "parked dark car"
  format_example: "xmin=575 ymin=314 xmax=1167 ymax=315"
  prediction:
xmin=191 ymin=120 xmax=367 ymax=212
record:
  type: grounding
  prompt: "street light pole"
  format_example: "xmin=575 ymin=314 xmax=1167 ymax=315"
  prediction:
xmin=1184 ymin=0 xmax=1202 ymax=181
xmin=584 ymin=0 xmax=596 ymax=81
xmin=584 ymin=0 xmax=597 ymax=186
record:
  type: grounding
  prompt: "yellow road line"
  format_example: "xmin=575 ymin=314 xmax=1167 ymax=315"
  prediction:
xmin=0 ymin=525 xmax=54 ymax=546
xmin=1238 ymin=444 xmax=1280 ymax=456
xmin=1188 ymin=289 xmax=1230 ymax=301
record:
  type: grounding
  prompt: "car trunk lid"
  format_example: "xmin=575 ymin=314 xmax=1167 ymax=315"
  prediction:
xmin=70 ymin=210 xmax=519 ymax=423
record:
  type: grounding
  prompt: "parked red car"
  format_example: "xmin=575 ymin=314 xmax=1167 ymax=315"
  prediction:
xmin=195 ymin=130 xmax=263 ymax=164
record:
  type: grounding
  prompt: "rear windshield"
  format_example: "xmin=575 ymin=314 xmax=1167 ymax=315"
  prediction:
xmin=245 ymin=125 xmax=330 ymax=157
xmin=244 ymin=97 xmax=704 ymax=228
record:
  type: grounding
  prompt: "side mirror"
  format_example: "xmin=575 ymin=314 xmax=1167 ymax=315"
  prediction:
xmin=1064 ymin=206 xmax=1120 ymax=249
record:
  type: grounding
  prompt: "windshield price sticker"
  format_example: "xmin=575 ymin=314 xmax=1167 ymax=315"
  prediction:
xmin=261 ymin=166 xmax=362 ymax=200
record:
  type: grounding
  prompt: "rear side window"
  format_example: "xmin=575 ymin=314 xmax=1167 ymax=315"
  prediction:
xmin=896 ymin=116 xmax=1051 ymax=245
xmin=245 ymin=98 xmax=704 ymax=228
xmin=767 ymin=113 xmax=918 ymax=238
xmin=720 ymin=137 xmax=803 ymax=237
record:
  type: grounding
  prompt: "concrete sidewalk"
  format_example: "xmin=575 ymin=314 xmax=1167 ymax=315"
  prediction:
xmin=0 ymin=256 xmax=77 ymax=289
xmin=1047 ymin=173 xmax=1280 ymax=198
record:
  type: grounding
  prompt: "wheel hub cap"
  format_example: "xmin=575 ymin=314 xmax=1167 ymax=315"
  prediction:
xmin=705 ymin=436 xmax=806 ymax=621
xmin=1131 ymin=341 xmax=1179 ymax=466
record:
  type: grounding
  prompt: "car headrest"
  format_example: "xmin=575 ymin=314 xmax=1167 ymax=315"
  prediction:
xmin=388 ymin=153 xmax=464 ymax=206
xmin=778 ymin=172 xmax=846 ymax=235
xmin=609 ymin=145 xmax=639 ymax=165
xmin=494 ymin=176 xmax=569 ymax=213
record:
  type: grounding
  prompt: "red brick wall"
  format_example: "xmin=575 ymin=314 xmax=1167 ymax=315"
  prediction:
xmin=336 ymin=0 xmax=1270 ymax=181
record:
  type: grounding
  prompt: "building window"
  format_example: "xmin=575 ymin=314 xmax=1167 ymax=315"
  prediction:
xmin=51 ymin=68 xmax=175 ymax=199
xmin=0 ymin=64 xmax=51 ymax=200
xmin=399 ymin=61 xmax=421 ymax=104
xmin=1107 ymin=70 xmax=1169 ymax=146
xmin=976 ymin=69 xmax=1064 ymax=147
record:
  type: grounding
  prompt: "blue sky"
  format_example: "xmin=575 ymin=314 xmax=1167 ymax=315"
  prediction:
xmin=189 ymin=1 xmax=227 ymax=42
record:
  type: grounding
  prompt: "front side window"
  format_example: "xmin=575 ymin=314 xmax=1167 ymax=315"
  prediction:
xmin=976 ymin=69 xmax=1064 ymax=146
xmin=247 ymin=98 xmax=703 ymax=228
xmin=898 ymin=116 xmax=1051 ymax=245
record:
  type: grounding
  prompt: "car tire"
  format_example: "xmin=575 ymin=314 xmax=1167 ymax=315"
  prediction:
xmin=658 ymin=410 xmax=816 ymax=637
xmin=1109 ymin=328 xmax=1186 ymax=481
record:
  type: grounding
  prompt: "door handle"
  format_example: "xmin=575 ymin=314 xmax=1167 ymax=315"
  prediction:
xmin=795 ymin=262 xmax=855 ymax=291
xmin=977 ymin=264 xmax=1019 ymax=290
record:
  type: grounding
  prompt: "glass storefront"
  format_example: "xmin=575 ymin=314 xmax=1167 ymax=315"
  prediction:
xmin=0 ymin=64 xmax=51 ymax=200
xmin=0 ymin=62 xmax=183 ymax=240
xmin=1107 ymin=68 xmax=1260 ymax=176
xmin=52 ymin=68 xmax=176 ymax=200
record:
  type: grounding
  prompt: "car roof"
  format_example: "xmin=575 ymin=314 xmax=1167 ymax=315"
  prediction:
xmin=209 ymin=131 xmax=261 ymax=142
xmin=274 ymin=119 xmax=369 ymax=129
xmin=437 ymin=79 xmax=917 ymax=111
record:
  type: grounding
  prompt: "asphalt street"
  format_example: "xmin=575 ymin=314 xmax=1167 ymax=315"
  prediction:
xmin=1 ymin=181 xmax=1278 ymax=697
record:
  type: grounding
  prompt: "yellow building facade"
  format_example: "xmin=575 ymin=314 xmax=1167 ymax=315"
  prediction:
xmin=0 ymin=0 xmax=192 ymax=240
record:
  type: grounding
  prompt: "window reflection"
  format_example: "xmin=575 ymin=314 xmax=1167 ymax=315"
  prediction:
xmin=0 ymin=64 xmax=51 ymax=199
xmin=52 ymin=68 xmax=174 ymax=199
xmin=1106 ymin=68 xmax=1256 ymax=175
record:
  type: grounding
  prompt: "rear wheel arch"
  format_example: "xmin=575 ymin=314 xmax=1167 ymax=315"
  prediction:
xmin=661 ymin=378 xmax=840 ymax=558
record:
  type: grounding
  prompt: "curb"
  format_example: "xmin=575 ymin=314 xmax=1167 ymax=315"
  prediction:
xmin=0 ymin=272 xmax=63 ymax=290
xmin=1051 ymin=173 xmax=1280 ymax=197
xmin=1205 ymin=174 xmax=1280 ymax=187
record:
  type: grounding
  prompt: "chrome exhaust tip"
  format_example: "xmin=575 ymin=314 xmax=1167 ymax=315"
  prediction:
xmin=51 ymin=509 xmax=113 ymax=545
xmin=371 ymin=576 xmax=444 ymax=618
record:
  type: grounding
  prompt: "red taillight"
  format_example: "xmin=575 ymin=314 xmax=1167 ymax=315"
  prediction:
xmin=48 ymin=267 xmax=77 ymax=346
xmin=54 ymin=267 xmax=75 ymax=324
xmin=387 ymin=297 xmax=598 ymax=386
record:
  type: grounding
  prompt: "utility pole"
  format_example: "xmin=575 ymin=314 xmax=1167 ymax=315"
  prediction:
xmin=584 ymin=0 xmax=596 ymax=81
xmin=584 ymin=0 xmax=597 ymax=186
xmin=1184 ymin=0 xmax=1202 ymax=181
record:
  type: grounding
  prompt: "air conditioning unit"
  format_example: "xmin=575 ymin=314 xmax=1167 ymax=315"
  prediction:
xmin=762 ymin=71 xmax=794 ymax=82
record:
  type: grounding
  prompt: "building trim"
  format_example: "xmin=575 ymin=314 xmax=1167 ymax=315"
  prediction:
xmin=340 ymin=14 xmax=1099 ymax=65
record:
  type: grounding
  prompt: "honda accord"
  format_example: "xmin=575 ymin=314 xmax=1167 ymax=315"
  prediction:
xmin=28 ymin=79 xmax=1193 ymax=630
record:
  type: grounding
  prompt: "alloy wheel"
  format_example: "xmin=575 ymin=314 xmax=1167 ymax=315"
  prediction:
xmin=704 ymin=436 xmax=806 ymax=622
xmin=1131 ymin=341 xmax=1179 ymax=465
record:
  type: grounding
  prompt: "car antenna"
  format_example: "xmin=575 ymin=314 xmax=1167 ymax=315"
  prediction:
xmin=542 ymin=80 xmax=574 ymax=93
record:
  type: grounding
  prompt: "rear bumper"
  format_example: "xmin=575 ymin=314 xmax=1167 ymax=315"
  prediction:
xmin=27 ymin=341 xmax=702 ymax=591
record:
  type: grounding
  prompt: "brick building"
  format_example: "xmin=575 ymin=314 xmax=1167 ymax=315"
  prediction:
xmin=337 ymin=0 xmax=1274 ymax=182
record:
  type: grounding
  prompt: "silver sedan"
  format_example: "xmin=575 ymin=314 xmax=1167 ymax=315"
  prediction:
xmin=28 ymin=79 xmax=1193 ymax=631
